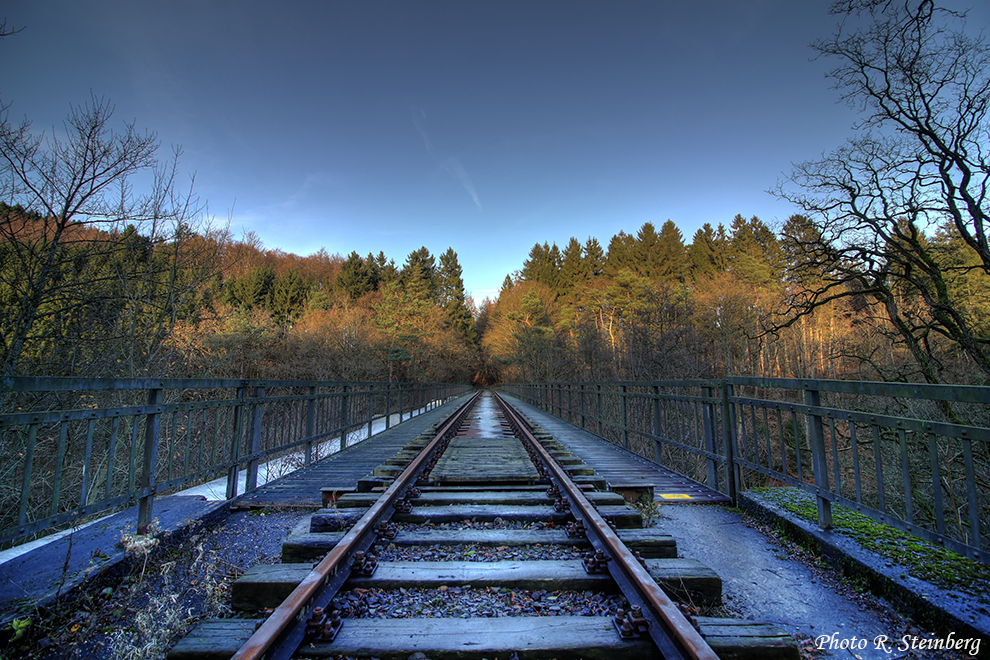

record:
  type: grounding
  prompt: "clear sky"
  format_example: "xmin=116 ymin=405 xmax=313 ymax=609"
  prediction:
xmin=4 ymin=2 xmax=983 ymax=302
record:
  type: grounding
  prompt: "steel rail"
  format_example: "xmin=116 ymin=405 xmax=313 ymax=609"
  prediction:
xmin=230 ymin=390 xmax=481 ymax=660
xmin=493 ymin=392 xmax=719 ymax=660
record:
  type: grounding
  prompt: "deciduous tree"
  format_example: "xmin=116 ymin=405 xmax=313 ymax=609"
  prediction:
xmin=0 ymin=96 xmax=220 ymax=378
xmin=773 ymin=0 xmax=990 ymax=384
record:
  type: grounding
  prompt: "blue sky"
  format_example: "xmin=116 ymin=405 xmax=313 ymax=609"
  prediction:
xmin=4 ymin=1 xmax=983 ymax=302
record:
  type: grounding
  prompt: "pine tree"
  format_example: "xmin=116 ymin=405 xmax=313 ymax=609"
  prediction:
xmin=687 ymin=223 xmax=725 ymax=279
xmin=437 ymin=248 xmax=477 ymax=345
xmin=335 ymin=252 xmax=375 ymax=301
xmin=375 ymin=251 xmax=399 ymax=284
xmin=635 ymin=222 xmax=662 ymax=278
xmin=499 ymin=274 xmax=514 ymax=299
xmin=559 ymin=237 xmax=585 ymax=290
xmin=654 ymin=220 xmax=686 ymax=283
xmin=583 ymin=237 xmax=606 ymax=278
xmin=271 ymin=268 xmax=309 ymax=328
xmin=605 ymin=231 xmax=637 ymax=276
xmin=402 ymin=247 xmax=437 ymax=303
xmin=520 ymin=242 xmax=562 ymax=292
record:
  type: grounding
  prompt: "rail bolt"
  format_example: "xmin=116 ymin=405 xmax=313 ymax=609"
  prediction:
xmin=304 ymin=607 xmax=327 ymax=639
xmin=629 ymin=605 xmax=648 ymax=632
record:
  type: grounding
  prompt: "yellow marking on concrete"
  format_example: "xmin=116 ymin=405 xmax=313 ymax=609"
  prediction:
xmin=659 ymin=494 xmax=694 ymax=500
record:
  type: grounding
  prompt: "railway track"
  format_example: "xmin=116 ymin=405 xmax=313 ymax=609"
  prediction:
xmin=170 ymin=391 xmax=796 ymax=660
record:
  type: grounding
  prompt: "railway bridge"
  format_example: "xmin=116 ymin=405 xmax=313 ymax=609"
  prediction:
xmin=0 ymin=377 xmax=987 ymax=658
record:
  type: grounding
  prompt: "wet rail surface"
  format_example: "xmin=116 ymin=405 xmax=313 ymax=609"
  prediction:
xmin=170 ymin=391 xmax=797 ymax=660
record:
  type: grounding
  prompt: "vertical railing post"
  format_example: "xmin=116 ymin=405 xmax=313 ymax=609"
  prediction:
xmin=137 ymin=386 xmax=162 ymax=534
xmin=701 ymin=385 xmax=718 ymax=490
xmin=805 ymin=384 xmax=833 ymax=529
xmin=305 ymin=386 xmax=316 ymax=466
xmin=596 ymin=384 xmax=603 ymax=436
xmin=579 ymin=383 xmax=586 ymax=429
xmin=720 ymin=381 xmax=738 ymax=505
xmin=340 ymin=384 xmax=351 ymax=448
xmin=385 ymin=382 xmax=393 ymax=430
xmin=245 ymin=386 xmax=265 ymax=492
xmin=367 ymin=385 xmax=374 ymax=440
xmin=652 ymin=384 xmax=664 ymax=466
xmin=226 ymin=384 xmax=247 ymax=500
xmin=621 ymin=384 xmax=629 ymax=450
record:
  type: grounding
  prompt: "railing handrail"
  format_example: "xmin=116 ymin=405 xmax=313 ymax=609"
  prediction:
xmin=727 ymin=376 xmax=990 ymax=404
xmin=1 ymin=376 xmax=439 ymax=393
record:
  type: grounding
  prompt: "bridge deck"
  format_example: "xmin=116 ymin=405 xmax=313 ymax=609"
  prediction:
xmin=234 ymin=390 xmax=727 ymax=508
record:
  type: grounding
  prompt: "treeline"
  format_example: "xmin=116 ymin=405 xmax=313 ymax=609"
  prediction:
xmin=0 ymin=203 xmax=478 ymax=383
xmin=477 ymin=215 xmax=990 ymax=387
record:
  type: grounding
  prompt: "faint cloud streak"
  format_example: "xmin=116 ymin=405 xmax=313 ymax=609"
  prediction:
xmin=413 ymin=107 xmax=483 ymax=212
xmin=440 ymin=156 xmax=483 ymax=211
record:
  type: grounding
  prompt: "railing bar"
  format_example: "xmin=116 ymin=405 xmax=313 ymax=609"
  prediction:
xmin=106 ymin=416 xmax=118 ymax=501
xmin=19 ymin=424 xmax=38 ymax=526
xmin=961 ymin=438 xmax=980 ymax=553
xmin=167 ymin=410 xmax=176 ymax=482
xmin=367 ymin=387 xmax=374 ymax=440
xmin=750 ymin=402 xmax=760 ymax=467
xmin=211 ymin=406 xmax=220 ymax=470
xmin=792 ymin=410 xmax=803 ymax=484
xmin=873 ymin=425 xmax=885 ymax=514
xmin=776 ymin=408 xmax=786 ymax=479
xmin=128 ymin=414 xmax=140 ymax=493
xmin=761 ymin=406 xmax=771 ymax=472
xmin=739 ymin=404 xmax=750 ymax=467
xmin=184 ymin=409 xmax=193 ymax=479
xmin=596 ymin=384 xmax=602 ymax=436
xmin=927 ymin=433 xmax=945 ymax=538
xmin=899 ymin=428 xmax=912 ymax=524
xmin=850 ymin=423 xmax=862 ymax=505
xmin=50 ymin=421 xmax=69 ymax=518
xmin=830 ymin=418 xmax=841 ymax=500
xmin=197 ymin=408 xmax=205 ymax=478
xmin=80 ymin=418 xmax=96 ymax=507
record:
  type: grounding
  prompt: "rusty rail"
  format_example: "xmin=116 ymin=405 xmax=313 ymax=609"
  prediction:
xmin=230 ymin=391 xmax=481 ymax=660
xmin=492 ymin=391 xmax=719 ymax=660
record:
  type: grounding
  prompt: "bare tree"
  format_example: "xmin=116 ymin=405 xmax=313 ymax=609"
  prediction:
xmin=0 ymin=96 xmax=221 ymax=378
xmin=773 ymin=0 xmax=990 ymax=384
xmin=0 ymin=18 xmax=24 ymax=38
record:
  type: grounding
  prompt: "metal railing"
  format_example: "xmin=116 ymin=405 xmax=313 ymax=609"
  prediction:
xmin=0 ymin=377 xmax=471 ymax=547
xmin=504 ymin=378 xmax=990 ymax=565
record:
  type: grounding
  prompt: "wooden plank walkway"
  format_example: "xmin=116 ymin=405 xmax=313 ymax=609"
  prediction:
xmin=232 ymin=396 xmax=470 ymax=508
xmin=429 ymin=393 xmax=540 ymax=483
xmin=502 ymin=394 xmax=730 ymax=504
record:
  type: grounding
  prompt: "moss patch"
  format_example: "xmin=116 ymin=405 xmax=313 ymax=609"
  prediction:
xmin=753 ymin=487 xmax=990 ymax=597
